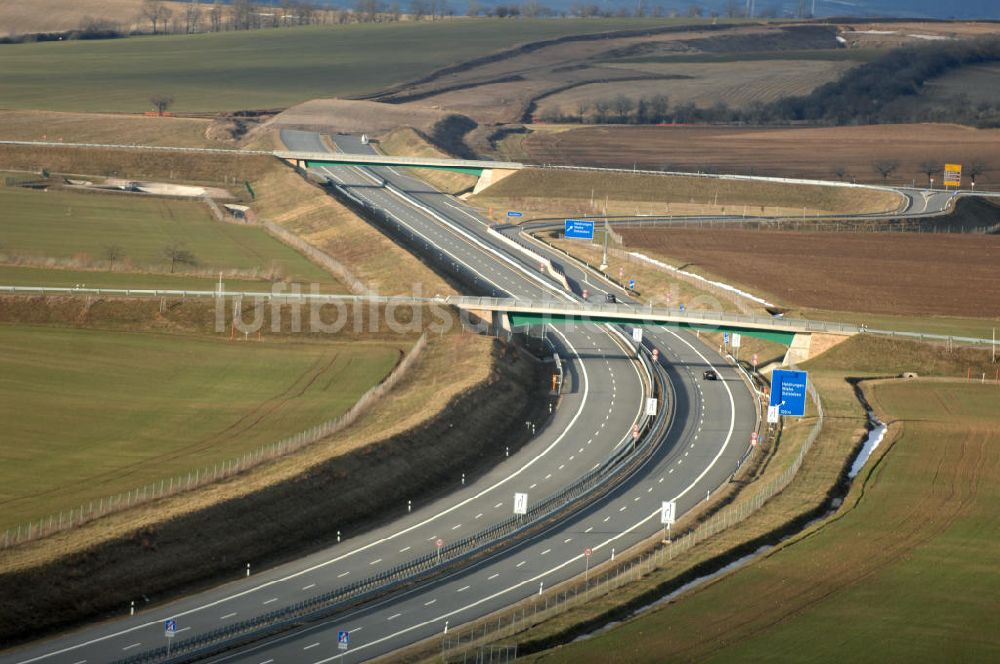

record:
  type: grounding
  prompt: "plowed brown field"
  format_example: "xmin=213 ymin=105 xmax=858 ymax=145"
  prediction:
xmin=619 ymin=227 xmax=1000 ymax=318
xmin=521 ymin=124 xmax=1000 ymax=187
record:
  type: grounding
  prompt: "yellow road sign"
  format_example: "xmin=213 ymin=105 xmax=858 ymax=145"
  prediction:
xmin=944 ymin=163 xmax=962 ymax=187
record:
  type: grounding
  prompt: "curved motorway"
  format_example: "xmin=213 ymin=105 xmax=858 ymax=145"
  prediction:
xmin=2 ymin=132 xmax=755 ymax=664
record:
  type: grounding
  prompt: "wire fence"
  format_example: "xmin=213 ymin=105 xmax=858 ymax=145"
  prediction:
xmin=109 ymin=345 xmax=667 ymax=664
xmin=1 ymin=334 xmax=427 ymax=552
xmin=439 ymin=376 xmax=824 ymax=661
xmin=258 ymin=218 xmax=368 ymax=295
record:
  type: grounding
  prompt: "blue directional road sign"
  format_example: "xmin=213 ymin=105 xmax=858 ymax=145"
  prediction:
xmin=338 ymin=630 xmax=350 ymax=650
xmin=564 ymin=219 xmax=595 ymax=239
xmin=679 ymin=303 xmax=685 ymax=312
xmin=724 ymin=332 xmax=730 ymax=344
xmin=507 ymin=210 xmax=523 ymax=218
xmin=770 ymin=369 xmax=808 ymax=416
xmin=628 ymin=279 xmax=636 ymax=290
xmin=164 ymin=619 xmax=177 ymax=636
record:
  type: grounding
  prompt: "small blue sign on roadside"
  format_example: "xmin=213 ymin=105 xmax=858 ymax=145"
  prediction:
xmin=164 ymin=619 xmax=177 ymax=636
xmin=564 ymin=219 xmax=595 ymax=239
xmin=770 ymin=369 xmax=808 ymax=416
xmin=628 ymin=279 xmax=636 ymax=290
xmin=679 ymin=303 xmax=685 ymax=312
xmin=724 ymin=332 xmax=730 ymax=344
xmin=338 ymin=630 xmax=350 ymax=650
xmin=507 ymin=210 xmax=523 ymax=218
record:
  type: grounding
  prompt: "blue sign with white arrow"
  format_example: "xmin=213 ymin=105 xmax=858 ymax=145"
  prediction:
xmin=770 ymin=369 xmax=808 ymax=416
xmin=507 ymin=210 xmax=523 ymax=218
xmin=564 ymin=219 xmax=595 ymax=239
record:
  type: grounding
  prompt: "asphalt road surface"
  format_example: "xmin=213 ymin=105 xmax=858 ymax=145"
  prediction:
xmin=2 ymin=132 xmax=755 ymax=664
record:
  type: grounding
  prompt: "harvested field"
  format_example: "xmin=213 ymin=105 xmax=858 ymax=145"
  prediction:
xmin=839 ymin=21 xmax=1000 ymax=49
xmin=0 ymin=110 xmax=220 ymax=148
xmin=920 ymin=62 xmax=1000 ymax=106
xmin=0 ymin=0 xmax=188 ymax=37
xmin=469 ymin=168 xmax=902 ymax=220
xmin=536 ymin=59 xmax=856 ymax=116
xmin=617 ymin=226 xmax=1000 ymax=321
xmin=525 ymin=379 xmax=1000 ymax=664
xmin=267 ymin=99 xmax=452 ymax=136
xmin=516 ymin=124 xmax=1000 ymax=187
xmin=0 ymin=143 xmax=275 ymax=185
xmin=382 ymin=23 xmax=844 ymax=124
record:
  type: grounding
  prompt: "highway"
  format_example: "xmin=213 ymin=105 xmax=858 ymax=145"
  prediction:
xmin=2 ymin=132 xmax=755 ymax=664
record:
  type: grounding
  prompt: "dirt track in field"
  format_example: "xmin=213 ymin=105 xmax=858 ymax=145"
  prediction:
xmin=521 ymin=124 xmax=1000 ymax=187
xmin=619 ymin=227 xmax=1000 ymax=317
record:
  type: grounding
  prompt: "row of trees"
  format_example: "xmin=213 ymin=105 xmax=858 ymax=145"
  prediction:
xmin=98 ymin=244 xmax=196 ymax=273
xmin=140 ymin=0 xmax=328 ymax=34
xmin=866 ymin=160 xmax=990 ymax=185
xmin=133 ymin=0 xmax=794 ymax=34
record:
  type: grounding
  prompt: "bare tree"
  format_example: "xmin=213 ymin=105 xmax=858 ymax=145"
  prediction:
xmin=209 ymin=1 xmax=224 ymax=31
xmin=918 ymin=160 xmax=942 ymax=186
xmin=103 ymin=245 xmax=125 ymax=271
xmin=872 ymin=159 xmax=900 ymax=183
xmin=150 ymin=94 xmax=174 ymax=115
xmin=410 ymin=0 xmax=431 ymax=20
xmin=230 ymin=0 xmax=254 ymax=30
xmin=184 ymin=0 xmax=203 ymax=33
xmin=576 ymin=100 xmax=590 ymax=123
xmin=522 ymin=0 xmax=544 ymax=17
xmin=592 ymin=98 xmax=611 ymax=124
xmin=163 ymin=243 xmax=196 ymax=273
xmin=141 ymin=0 xmax=173 ymax=34
xmin=466 ymin=0 xmax=480 ymax=15
xmin=833 ymin=166 xmax=848 ymax=181
xmin=968 ymin=160 xmax=989 ymax=186
xmin=687 ymin=3 xmax=704 ymax=17
xmin=648 ymin=94 xmax=669 ymax=123
xmin=611 ymin=94 xmax=635 ymax=123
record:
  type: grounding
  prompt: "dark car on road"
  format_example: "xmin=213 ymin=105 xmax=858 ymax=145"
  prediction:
xmin=703 ymin=369 xmax=719 ymax=380
xmin=606 ymin=293 xmax=617 ymax=303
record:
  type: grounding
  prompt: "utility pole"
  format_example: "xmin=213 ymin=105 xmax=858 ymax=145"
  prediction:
xmin=600 ymin=219 xmax=609 ymax=270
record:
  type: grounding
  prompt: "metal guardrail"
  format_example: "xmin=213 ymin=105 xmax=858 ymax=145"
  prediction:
xmin=111 ymin=343 xmax=671 ymax=664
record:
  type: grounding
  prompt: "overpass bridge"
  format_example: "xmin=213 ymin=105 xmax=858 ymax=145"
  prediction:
xmin=454 ymin=296 xmax=859 ymax=364
xmin=6 ymin=284 xmax=995 ymax=362
xmin=275 ymin=149 xmax=524 ymax=177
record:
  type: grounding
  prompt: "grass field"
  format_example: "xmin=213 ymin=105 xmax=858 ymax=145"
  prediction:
xmin=470 ymin=168 xmax=902 ymax=220
xmin=616 ymin=227 xmax=1000 ymax=337
xmin=528 ymin=379 xmax=1000 ymax=663
xmin=0 ymin=324 xmax=401 ymax=530
xmin=0 ymin=20 xmax=679 ymax=113
xmin=378 ymin=127 xmax=479 ymax=195
xmin=0 ymin=185 xmax=341 ymax=289
xmin=251 ymin=161 xmax=455 ymax=296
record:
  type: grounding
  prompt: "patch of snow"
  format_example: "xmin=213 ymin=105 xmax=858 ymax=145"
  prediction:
xmin=849 ymin=411 xmax=888 ymax=478
xmin=628 ymin=251 xmax=776 ymax=308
